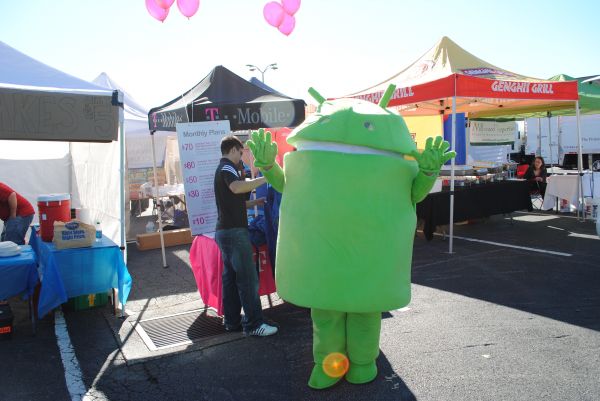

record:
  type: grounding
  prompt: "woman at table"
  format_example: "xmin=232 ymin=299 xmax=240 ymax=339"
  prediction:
xmin=524 ymin=156 xmax=548 ymax=197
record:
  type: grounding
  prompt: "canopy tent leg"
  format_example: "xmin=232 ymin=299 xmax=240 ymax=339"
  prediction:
xmin=547 ymin=112 xmax=554 ymax=173
xmin=448 ymin=91 xmax=457 ymax=254
xmin=575 ymin=101 xmax=585 ymax=222
xmin=557 ymin=116 xmax=563 ymax=167
xmin=151 ymin=130 xmax=168 ymax=268
xmin=537 ymin=118 xmax=542 ymax=157
xmin=119 ymin=117 xmax=127 ymax=263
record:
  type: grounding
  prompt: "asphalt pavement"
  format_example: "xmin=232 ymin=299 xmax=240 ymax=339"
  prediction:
xmin=1 ymin=211 xmax=599 ymax=401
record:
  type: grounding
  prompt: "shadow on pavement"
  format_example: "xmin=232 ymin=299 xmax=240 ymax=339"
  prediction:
xmin=71 ymin=301 xmax=417 ymax=401
xmin=412 ymin=213 xmax=600 ymax=332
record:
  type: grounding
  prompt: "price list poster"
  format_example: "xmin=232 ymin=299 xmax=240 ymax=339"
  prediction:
xmin=176 ymin=121 xmax=231 ymax=235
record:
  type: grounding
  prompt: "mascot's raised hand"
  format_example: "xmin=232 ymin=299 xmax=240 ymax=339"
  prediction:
xmin=410 ymin=136 xmax=456 ymax=175
xmin=247 ymin=128 xmax=278 ymax=169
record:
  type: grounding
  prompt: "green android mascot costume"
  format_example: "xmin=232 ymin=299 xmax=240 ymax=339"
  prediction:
xmin=248 ymin=85 xmax=455 ymax=389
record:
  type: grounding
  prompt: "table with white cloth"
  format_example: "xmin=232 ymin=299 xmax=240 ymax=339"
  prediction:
xmin=29 ymin=229 xmax=132 ymax=318
xmin=542 ymin=172 xmax=600 ymax=210
xmin=140 ymin=183 xmax=185 ymax=198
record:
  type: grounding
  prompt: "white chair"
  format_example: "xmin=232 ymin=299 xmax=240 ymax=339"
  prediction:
xmin=530 ymin=190 xmax=544 ymax=210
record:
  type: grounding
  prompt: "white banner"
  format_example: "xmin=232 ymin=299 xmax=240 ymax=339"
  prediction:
xmin=176 ymin=121 xmax=231 ymax=235
xmin=470 ymin=120 xmax=516 ymax=145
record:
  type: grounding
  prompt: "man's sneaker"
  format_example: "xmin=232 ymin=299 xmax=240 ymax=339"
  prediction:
xmin=245 ymin=323 xmax=278 ymax=337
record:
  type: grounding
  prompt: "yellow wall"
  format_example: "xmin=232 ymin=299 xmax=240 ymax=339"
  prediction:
xmin=403 ymin=115 xmax=443 ymax=150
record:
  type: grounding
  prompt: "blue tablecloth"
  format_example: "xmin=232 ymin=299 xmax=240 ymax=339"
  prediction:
xmin=0 ymin=245 xmax=39 ymax=300
xmin=29 ymin=230 xmax=132 ymax=318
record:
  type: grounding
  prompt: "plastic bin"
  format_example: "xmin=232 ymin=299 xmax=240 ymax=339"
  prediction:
xmin=37 ymin=193 xmax=71 ymax=242
xmin=65 ymin=293 xmax=109 ymax=311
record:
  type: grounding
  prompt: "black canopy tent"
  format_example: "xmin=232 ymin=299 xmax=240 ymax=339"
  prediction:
xmin=146 ymin=66 xmax=305 ymax=268
xmin=148 ymin=65 xmax=306 ymax=131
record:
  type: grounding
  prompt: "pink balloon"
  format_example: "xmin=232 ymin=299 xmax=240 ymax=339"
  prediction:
xmin=146 ymin=0 xmax=169 ymax=22
xmin=281 ymin=0 xmax=301 ymax=15
xmin=263 ymin=2 xmax=285 ymax=27
xmin=177 ymin=0 xmax=200 ymax=18
xmin=278 ymin=13 xmax=295 ymax=36
xmin=155 ymin=0 xmax=175 ymax=9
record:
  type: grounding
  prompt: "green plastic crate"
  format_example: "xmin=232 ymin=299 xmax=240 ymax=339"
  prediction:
xmin=65 ymin=292 xmax=109 ymax=311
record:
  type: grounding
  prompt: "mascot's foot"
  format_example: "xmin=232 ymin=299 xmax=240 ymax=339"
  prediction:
xmin=345 ymin=362 xmax=377 ymax=385
xmin=308 ymin=364 xmax=342 ymax=390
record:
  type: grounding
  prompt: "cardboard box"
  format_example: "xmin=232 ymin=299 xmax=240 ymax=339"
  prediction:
xmin=53 ymin=220 xmax=95 ymax=249
xmin=136 ymin=228 xmax=193 ymax=250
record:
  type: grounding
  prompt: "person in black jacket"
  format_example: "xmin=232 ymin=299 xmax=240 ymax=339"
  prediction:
xmin=524 ymin=156 xmax=547 ymax=197
xmin=213 ymin=136 xmax=277 ymax=337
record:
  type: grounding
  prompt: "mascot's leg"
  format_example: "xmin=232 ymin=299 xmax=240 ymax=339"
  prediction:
xmin=309 ymin=308 xmax=346 ymax=389
xmin=345 ymin=312 xmax=381 ymax=384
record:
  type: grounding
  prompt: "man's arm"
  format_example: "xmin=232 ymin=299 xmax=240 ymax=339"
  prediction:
xmin=229 ymin=176 xmax=266 ymax=194
xmin=7 ymin=192 xmax=17 ymax=218
xmin=245 ymin=197 xmax=266 ymax=208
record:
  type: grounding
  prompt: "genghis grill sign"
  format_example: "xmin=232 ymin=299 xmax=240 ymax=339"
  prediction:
xmin=151 ymin=100 xmax=303 ymax=131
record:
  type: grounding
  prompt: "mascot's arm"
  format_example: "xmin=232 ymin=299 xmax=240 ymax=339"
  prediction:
xmin=247 ymin=128 xmax=285 ymax=193
xmin=410 ymin=136 xmax=456 ymax=204
xmin=261 ymin=162 xmax=285 ymax=193
xmin=411 ymin=171 xmax=438 ymax=204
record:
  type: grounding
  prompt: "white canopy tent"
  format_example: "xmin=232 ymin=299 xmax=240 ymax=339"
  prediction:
xmin=0 ymin=42 xmax=120 ymax=142
xmin=0 ymin=41 xmax=125 ymax=254
xmin=94 ymin=74 xmax=170 ymax=171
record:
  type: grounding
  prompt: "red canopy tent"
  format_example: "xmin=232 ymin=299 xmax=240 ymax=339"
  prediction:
xmin=344 ymin=37 xmax=583 ymax=252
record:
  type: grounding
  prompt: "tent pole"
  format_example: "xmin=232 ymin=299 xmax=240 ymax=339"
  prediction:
xmin=537 ymin=118 xmax=542 ymax=157
xmin=117 ymin=112 xmax=127 ymax=317
xmin=547 ymin=112 xmax=554 ymax=173
xmin=557 ymin=116 xmax=563 ymax=166
xmin=575 ymin=101 xmax=585 ymax=222
xmin=448 ymin=91 xmax=457 ymax=254
xmin=151 ymin=130 xmax=168 ymax=268
xmin=68 ymin=141 xmax=73 ymax=205
xmin=119 ymin=116 xmax=127 ymax=262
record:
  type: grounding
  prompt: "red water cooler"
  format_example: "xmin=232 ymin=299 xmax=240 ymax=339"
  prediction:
xmin=37 ymin=193 xmax=71 ymax=242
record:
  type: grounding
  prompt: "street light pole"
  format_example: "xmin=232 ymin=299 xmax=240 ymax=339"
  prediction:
xmin=246 ymin=63 xmax=278 ymax=83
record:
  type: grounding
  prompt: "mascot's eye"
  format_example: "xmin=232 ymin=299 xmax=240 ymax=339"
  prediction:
xmin=364 ymin=121 xmax=375 ymax=131
xmin=320 ymin=117 xmax=331 ymax=124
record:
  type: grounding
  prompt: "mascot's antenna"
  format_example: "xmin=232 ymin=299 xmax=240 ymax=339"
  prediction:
xmin=308 ymin=87 xmax=326 ymax=105
xmin=379 ymin=84 xmax=396 ymax=109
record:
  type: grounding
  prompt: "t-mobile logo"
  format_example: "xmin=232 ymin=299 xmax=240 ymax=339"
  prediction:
xmin=205 ymin=108 xmax=220 ymax=120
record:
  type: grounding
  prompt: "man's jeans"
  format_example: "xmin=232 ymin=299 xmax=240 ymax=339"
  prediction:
xmin=1 ymin=214 xmax=34 ymax=245
xmin=215 ymin=227 xmax=263 ymax=332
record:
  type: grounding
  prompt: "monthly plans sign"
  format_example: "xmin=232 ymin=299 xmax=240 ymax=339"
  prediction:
xmin=176 ymin=121 xmax=231 ymax=235
xmin=469 ymin=119 xmax=516 ymax=145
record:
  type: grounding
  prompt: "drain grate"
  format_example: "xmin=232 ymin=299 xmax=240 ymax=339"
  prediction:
xmin=135 ymin=309 xmax=227 ymax=350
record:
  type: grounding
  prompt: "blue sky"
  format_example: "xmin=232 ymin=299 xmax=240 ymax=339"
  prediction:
xmin=1 ymin=0 xmax=599 ymax=109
